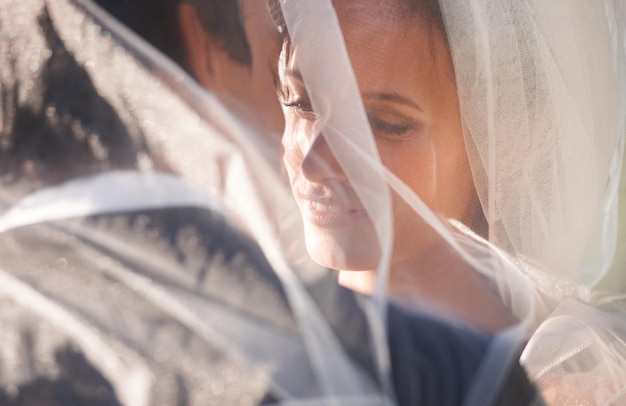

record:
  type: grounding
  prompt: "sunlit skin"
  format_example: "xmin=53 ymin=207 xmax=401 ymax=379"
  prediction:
xmin=282 ymin=0 xmax=517 ymax=332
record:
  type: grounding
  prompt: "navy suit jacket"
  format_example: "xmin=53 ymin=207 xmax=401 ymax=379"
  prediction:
xmin=0 ymin=206 xmax=539 ymax=405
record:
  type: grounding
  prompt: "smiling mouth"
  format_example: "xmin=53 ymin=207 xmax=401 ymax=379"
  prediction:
xmin=300 ymin=198 xmax=368 ymax=228
xmin=306 ymin=200 xmax=361 ymax=213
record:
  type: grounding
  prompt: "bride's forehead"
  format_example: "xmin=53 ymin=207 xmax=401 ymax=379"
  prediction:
xmin=331 ymin=0 xmax=439 ymax=39
xmin=331 ymin=0 xmax=435 ymax=17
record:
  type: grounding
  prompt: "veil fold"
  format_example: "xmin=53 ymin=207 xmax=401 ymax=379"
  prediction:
xmin=1 ymin=0 xmax=385 ymax=403
xmin=1 ymin=0 xmax=623 ymax=404
xmin=3 ymin=0 xmax=526 ymax=404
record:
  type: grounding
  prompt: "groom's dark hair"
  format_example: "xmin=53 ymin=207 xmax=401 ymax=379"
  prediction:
xmin=93 ymin=0 xmax=253 ymax=69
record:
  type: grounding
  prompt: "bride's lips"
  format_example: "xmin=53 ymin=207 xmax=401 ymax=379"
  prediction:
xmin=298 ymin=195 xmax=368 ymax=228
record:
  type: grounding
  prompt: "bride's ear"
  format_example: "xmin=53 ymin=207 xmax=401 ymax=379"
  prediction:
xmin=177 ymin=3 xmax=219 ymax=90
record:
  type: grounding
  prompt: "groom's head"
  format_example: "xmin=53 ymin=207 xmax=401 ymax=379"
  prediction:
xmin=96 ymin=0 xmax=285 ymax=134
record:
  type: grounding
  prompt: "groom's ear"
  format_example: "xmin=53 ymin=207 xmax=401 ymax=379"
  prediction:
xmin=177 ymin=3 xmax=222 ymax=90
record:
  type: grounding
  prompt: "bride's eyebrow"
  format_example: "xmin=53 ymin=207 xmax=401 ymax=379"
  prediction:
xmin=362 ymin=92 xmax=422 ymax=112
xmin=285 ymin=69 xmax=304 ymax=82
xmin=285 ymin=70 xmax=421 ymax=113
xmin=283 ymin=69 xmax=310 ymax=98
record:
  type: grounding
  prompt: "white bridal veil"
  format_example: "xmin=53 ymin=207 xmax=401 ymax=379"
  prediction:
xmin=0 ymin=0 xmax=381 ymax=404
xmin=0 ymin=0 xmax=623 ymax=404
xmin=276 ymin=0 xmax=626 ymax=404
xmin=1 ymin=0 xmax=535 ymax=405
xmin=441 ymin=1 xmax=626 ymax=403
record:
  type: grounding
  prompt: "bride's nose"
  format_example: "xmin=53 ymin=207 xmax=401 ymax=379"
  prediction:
xmin=301 ymin=133 xmax=346 ymax=182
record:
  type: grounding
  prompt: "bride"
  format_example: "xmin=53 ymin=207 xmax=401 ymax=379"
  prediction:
xmin=281 ymin=0 xmax=518 ymax=333
xmin=277 ymin=0 xmax=626 ymax=404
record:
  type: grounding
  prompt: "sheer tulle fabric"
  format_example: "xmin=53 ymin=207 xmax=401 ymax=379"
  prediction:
xmin=277 ymin=0 xmax=626 ymax=404
xmin=441 ymin=2 xmax=626 ymax=403
xmin=1 ymin=0 xmax=624 ymax=404
xmin=0 ymin=0 xmax=384 ymax=403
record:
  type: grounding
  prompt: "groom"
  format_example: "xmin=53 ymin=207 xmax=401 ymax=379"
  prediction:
xmin=0 ymin=0 xmax=541 ymax=404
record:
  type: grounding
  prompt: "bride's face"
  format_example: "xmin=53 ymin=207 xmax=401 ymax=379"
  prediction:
xmin=282 ymin=0 xmax=478 ymax=271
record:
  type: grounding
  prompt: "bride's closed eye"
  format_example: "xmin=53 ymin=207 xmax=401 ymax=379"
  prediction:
xmin=283 ymin=98 xmax=319 ymax=121
xmin=368 ymin=115 xmax=419 ymax=138
xmin=363 ymin=93 xmax=424 ymax=140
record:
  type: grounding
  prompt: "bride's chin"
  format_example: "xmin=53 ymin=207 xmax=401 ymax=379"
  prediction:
xmin=303 ymin=225 xmax=381 ymax=271
xmin=307 ymin=244 xmax=381 ymax=271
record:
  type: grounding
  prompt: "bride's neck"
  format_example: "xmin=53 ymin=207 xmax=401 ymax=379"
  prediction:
xmin=337 ymin=247 xmax=518 ymax=333
xmin=338 ymin=270 xmax=377 ymax=295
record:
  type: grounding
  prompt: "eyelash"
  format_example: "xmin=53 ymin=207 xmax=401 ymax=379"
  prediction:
xmin=283 ymin=99 xmax=319 ymax=121
xmin=368 ymin=116 xmax=416 ymax=137
xmin=283 ymin=96 xmax=417 ymax=137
